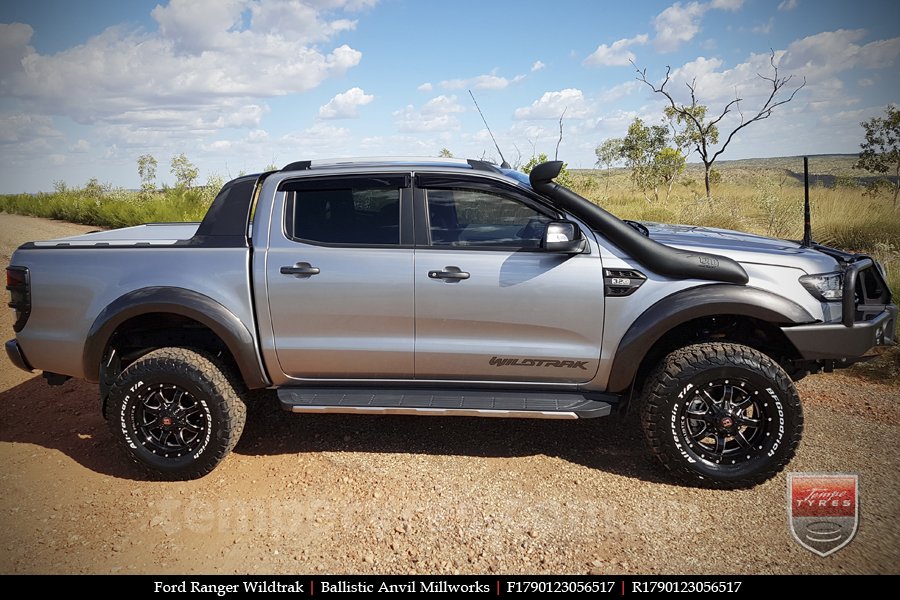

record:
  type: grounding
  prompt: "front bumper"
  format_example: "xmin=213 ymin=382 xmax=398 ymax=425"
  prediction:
xmin=5 ymin=339 xmax=33 ymax=372
xmin=783 ymin=253 xmax=897 ymax=361
xmin=782 ymin=305 xmax=897 ymax=360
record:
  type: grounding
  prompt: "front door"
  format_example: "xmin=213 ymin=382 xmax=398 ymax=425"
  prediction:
xmin=266 ymin=174 xmax=415 ymax=380
xmin=413 ymin=176 xmax=605 ymax=384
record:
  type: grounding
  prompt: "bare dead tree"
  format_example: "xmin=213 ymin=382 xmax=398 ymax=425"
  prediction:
xmin=527 ymin=137 xmax=538 ymax=162
xmin=633 ymin=50 xmax=805 ymax=201
xmin=555 ymin=107 xmax=567 ymax=161
xmin=512 ymin=144 xmax=523 ymax=170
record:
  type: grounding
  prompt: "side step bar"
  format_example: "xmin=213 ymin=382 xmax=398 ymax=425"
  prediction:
xmin=277 ymin=388 xmax=617 ymax=420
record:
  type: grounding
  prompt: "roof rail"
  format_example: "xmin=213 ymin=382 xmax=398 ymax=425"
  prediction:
xmin=281 ymin=160 xmax=311 ymax=171
xmin=466 ymin=159 xmax=503 ymax=173
xmin=278 ymin=156 xmax=510 ymax=174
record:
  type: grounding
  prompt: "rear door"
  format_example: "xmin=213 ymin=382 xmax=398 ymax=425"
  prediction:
xmin=266 ymin=174 xmax=415 ymax=379
xmin=413 ymin=174 xmax=605 ymax=384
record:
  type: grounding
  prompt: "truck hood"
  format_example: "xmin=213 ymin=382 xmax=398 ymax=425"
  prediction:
xmin=643 ymin=223 xmax=839 ymax=274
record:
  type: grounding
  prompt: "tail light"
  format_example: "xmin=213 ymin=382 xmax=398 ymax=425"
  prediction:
xmin=6 ymin=266 xmax=31 ymax=332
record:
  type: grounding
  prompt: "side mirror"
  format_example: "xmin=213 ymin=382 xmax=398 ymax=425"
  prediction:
xmin=541 ymin=221 xmax=587 ymax=254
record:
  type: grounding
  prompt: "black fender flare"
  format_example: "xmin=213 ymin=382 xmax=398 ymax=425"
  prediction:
xmin=605 ymin=284 xmax=816 ymax=393
xmin=83 ymin=287 xmax=270 ymax=389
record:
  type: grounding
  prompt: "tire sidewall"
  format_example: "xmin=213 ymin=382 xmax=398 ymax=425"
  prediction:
xmin=665 ymin=363 xmax=794 ymax=482
xmin=641 ymin=344 xmax=803 ymax=487
xmin=111 ymin=358 xmax=229 ymax=476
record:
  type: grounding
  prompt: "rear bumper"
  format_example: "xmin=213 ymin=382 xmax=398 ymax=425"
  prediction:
xmin=5 ymin=339 xmax=33 ymax=372
xmin=782 ymin=304 xmax=897 ymax=360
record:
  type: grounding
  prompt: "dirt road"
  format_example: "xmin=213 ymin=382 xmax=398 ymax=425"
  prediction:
xmin=0 ymin=213 xmax=897 ymax=575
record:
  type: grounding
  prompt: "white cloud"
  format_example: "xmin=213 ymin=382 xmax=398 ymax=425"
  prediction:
xmin=393 ymin=95 xmax=465 ymax=133
xmin=781 ymin=29 xmax=900 ymax=74
xmin=778 ymin=0 xmax=798 ymax=11
xmin=280 ymin=122 xmax=351 ymax=155
xmin=318 ymin=87 xmax=374 ymax=119
xmin=0 ymin=23 xmax=33 ymax=78
xmin=710 ymin=0 xmax=743 ymax=9
xmin=440 ymin=70 xmax=526 ymax=90
xmin=653 ymin=0 xmax=744 ymax=52
xmin=645 ymin=28 xmax=900 ymax=162
xmin=584 ymin=34 xmax=649 ymax=67
xmin=597 ymin=81 xmax=641 ymax=103
xmin=858 ymin=77 xmax=875 ymax=87
xmin=417 ymin=82 xmax=433 ymax=92
xmin=70 ymin=139 xmax=91 ymax=153
xmin=0 ymin=114 xmax=62 ymax=143
xmin=202 ymin=139 xmax=234 ymax=152
xmin=514 ymin=89 xmax=592 ymax=120
xmin=531 ymin=60 xmax=545 ymax=72
xmin=753 ymin=18 xmax=774 ymax=35
xmin=654 ymin=2 xmax=708 ymax=52
xmin=0 ymin=1 xmax=366 ymax=134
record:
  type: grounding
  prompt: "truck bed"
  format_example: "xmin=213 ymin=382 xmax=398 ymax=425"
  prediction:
xmin=32 ymin=223 xmax=201 ymax=247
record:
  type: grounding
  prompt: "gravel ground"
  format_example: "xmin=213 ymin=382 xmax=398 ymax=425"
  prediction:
xmin=0 ymin=213 xmax=897 ymax=575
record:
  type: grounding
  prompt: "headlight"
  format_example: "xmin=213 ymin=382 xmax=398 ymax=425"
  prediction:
xmin=799 ymin=271 xmax=844 ymax=302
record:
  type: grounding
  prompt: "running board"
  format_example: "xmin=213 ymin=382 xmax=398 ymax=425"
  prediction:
xmin=277 ymin=388 xmax=616 ymax=419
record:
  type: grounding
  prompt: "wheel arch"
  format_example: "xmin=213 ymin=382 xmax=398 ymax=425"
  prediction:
xmin=606 ymin=284 xmax=816 ymax=394
xmin=83 ymin=286 xmax=270 ymax=390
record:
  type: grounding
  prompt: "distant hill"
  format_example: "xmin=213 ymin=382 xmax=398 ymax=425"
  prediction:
xmin=574 ymin=154 xmax=893 ymax=188
xmin=693 ymin=154 xmax=858 ymax=176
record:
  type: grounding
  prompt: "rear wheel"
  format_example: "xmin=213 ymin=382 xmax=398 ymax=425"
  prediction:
xmin=640 ymin=342 xmax=802 ymax=488
xmin=107 ymin=347 xmax=247 ymax=480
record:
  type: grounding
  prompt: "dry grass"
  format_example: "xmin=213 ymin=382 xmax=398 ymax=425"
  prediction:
xmin=570 ymin=156 xmax=900 ymax=301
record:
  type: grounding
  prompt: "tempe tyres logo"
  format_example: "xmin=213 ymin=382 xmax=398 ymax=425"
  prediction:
xmin=787 ymin=473 xmax=858 ymax=557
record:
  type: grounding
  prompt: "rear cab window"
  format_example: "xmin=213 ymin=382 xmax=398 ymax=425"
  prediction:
xmin=280 ymin=175 xmax=411 ymax=246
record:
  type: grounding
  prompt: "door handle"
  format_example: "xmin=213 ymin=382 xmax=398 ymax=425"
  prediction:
xmin=428 ymin=266 xmax=470 ymax=281
xmin=280 ymin=262 xmax=320 ymax=276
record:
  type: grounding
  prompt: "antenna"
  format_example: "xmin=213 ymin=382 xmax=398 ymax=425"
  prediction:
xmin=468 ymin=90 xmax=510 ymax=169
xmin=801 ymin=156 xmax=813 ymax=247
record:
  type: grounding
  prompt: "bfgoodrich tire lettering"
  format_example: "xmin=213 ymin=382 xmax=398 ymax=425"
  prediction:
xmin=107 ymin=347 xmax=247 ymax=480
xmin=640 ymin=342 xmax=802 ymax=489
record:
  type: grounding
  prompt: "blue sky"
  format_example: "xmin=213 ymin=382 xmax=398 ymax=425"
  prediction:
xmin=1 ymin=0 xmax=898 ymax=192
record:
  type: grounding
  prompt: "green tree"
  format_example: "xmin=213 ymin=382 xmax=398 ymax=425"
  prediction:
xmin=655 ymin=146 xmax=686 ymax=201
xmin=137 ymin=154 xmax=158 ymax=195
xmin=635 ymin=51 xmax=805 ymax=201
xmin=522 ymin=153 xmax=573 ymax=188
xmin=83 ymin=178 xmax=104 ymax=198
xmin=594 ymin=138 xmax=623 ymax=191
xmin=170 ymin=153 xmax=199 ymax=189
xmin=620 ymin=118 xmax=669 ymax=202
xmin=438 ymin=148 xmax=454 ymax=158
xmin=855 ymin=105 xmax=900 ymax=206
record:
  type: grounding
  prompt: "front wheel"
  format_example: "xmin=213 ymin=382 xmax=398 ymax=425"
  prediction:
xmin=640 ymin=343 xmax=802 ymax=489
xmin=107 ymin=347 xmax=247 ymax=480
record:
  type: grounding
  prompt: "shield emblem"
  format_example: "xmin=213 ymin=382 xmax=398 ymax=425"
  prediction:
xmin=788 ymin=473 xmax=858 ymax=557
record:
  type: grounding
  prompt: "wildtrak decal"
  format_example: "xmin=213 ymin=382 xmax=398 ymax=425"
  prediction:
xmin=489 ymin=356 xmax=589 ymax=370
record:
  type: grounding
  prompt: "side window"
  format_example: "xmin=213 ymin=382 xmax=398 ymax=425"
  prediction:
xmin=286 ymin=185 xmax=401 ymax=245
xmin=425 ymin=188 xmax=553 ymax=248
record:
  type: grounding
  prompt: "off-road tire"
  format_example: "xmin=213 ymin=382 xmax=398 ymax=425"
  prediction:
xmin=640 ymin=342 xmax=802 ymax=489
xmin=107 ymin=347 xmax=247 ymax=480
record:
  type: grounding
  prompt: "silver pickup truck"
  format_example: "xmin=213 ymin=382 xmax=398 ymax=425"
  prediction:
xmin=5 ymin=158 xmax=896 ymax=487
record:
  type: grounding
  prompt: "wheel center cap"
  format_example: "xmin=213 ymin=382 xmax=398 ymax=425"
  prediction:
xmin=161 ymin=416 xmax=174 ymax=427
xmin=719 ymin=416 xmax=734 ymax=429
